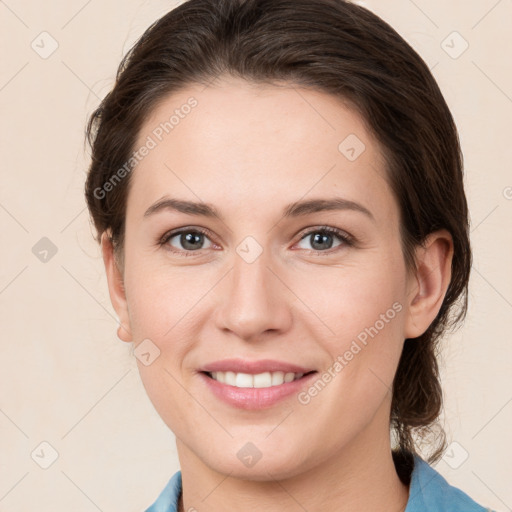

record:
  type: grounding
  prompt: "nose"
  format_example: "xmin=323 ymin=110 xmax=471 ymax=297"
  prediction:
xmin=214 ymin=244 xmax=293 ymax=342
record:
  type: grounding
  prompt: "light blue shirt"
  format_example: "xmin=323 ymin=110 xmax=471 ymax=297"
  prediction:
xmin=144 ymin=454 xmax=495 ymax=511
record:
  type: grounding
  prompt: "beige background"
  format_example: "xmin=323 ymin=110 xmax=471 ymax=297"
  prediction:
xmin=0 ymin=0 xmax=511 ymax=511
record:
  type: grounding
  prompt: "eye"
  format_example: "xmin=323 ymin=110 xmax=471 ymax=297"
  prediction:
xmin=295 ymin=226 xmax=353 ymax=252
xmin=158 ymin=225 xmax=354 ymax=256
xmin=160 ymin=227 xmax=215 ymax=254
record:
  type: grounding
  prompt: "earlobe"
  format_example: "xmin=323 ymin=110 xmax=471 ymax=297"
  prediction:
xmin=101 ymin=232 xmax=133 ymax=343
xmin=404 ymin=229 xmax=454 ymax=339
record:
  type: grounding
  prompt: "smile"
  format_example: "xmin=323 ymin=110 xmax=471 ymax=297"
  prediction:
xmin=201 ymin=371 xmax=317 ymax=409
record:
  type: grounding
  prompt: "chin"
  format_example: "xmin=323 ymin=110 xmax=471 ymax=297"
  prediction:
xmin=198 ymin=439 xmax=315 ymax=482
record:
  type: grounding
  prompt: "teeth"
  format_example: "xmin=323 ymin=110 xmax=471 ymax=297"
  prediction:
xmin=225 ymin=371 xmax=236 ymax=386
xmin=271 ymin=371 xmax=284 ymax=386
xmin=209 ymin=371 xmax=305 ymax=388
xmin=235 ymin=373 xmax=253 ymax=388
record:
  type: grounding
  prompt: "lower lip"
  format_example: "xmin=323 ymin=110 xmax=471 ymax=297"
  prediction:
xmin=199 ymin=372 xmax=317 ymax=410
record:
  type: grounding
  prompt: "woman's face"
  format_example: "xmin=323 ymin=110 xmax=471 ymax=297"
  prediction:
xmin=110 ymin=77 xmax=421 ymax=479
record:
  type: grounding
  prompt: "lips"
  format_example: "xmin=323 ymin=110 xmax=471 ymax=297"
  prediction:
xmin=198 ymin=358 xmax=318 ymax=409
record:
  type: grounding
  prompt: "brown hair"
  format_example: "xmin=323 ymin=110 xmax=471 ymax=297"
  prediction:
xmin=85 ymin=0 xmax=471 ymax=479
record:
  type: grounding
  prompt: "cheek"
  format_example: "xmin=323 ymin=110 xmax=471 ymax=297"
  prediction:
xmin=293 ymin=270 xmax=406 ymax=445
xmin=291 ymin=249 xmax=407 ymax=396
xmin=293 ymin=251 xmax=406 ymax=341
xmin=123 ymin=255 xmax=210 ymax=340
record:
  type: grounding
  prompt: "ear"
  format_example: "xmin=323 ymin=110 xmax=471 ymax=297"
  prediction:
xmin=404 ymin=229 xmax=454 ymax=339
xmin=101 ymin=232 xmax=132 ymax=342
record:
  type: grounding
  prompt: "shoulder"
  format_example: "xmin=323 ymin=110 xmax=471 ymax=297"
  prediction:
xmin=144 ymin=470 xmax=182 ymax=512
xmin=405 ymin=454 xmax=496 ymax=512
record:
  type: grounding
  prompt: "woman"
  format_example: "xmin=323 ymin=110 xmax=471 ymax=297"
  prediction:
xmin=84 ymin=0 xmax=496 ymax=511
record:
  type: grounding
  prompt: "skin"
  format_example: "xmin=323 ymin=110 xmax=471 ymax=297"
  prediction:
xmin=102 ymin=76 xmax=453 ymax=512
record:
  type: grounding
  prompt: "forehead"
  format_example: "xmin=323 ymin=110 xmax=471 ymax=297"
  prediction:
xmin=128 ymin=77 xmax=394 ymax=222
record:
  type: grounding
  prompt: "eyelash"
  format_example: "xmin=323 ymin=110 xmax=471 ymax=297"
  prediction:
xmin=157 ymin=225 xmax=355 ymax=257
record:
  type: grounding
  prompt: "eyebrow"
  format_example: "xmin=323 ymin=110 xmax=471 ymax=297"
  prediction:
xmin=143 ymin=196 xmax=375 ymax=222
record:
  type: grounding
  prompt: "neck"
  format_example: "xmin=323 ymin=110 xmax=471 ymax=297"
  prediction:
xmin=176 ymin=407 xmax=410 ymax=512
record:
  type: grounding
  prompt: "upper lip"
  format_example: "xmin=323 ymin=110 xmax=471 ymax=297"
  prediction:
xmin=200 ymin=358 xmax=315 ymax=374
